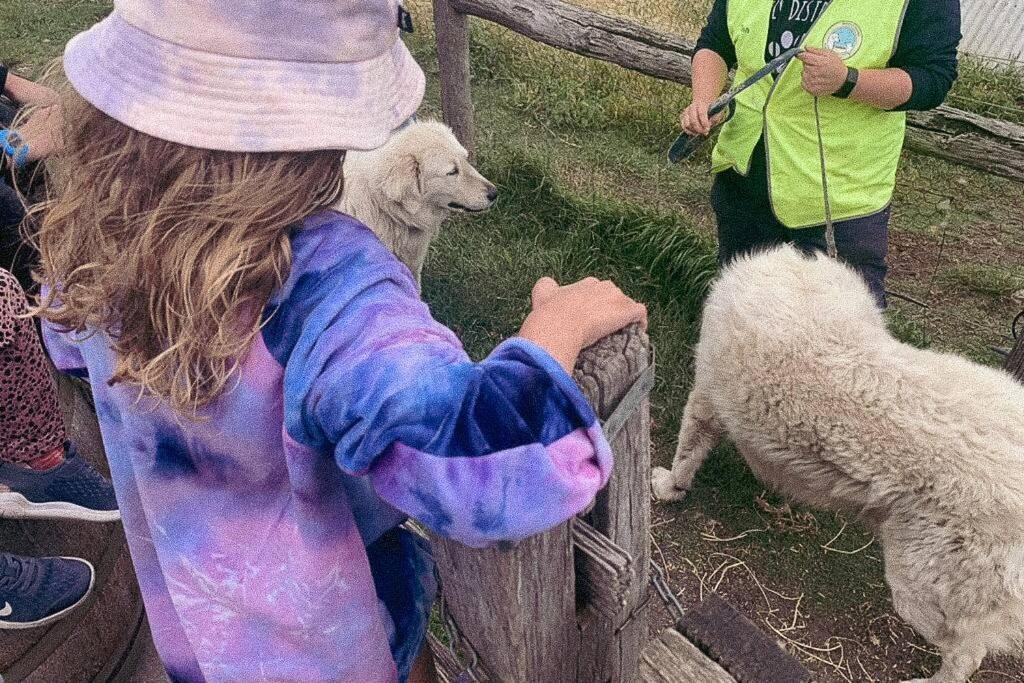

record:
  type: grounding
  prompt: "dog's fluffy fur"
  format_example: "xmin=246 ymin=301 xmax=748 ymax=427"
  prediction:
xmin=337 ymin=120 xmax=496 ymax=284
xmin=652 ymin=246 xmax=1024 ymax=683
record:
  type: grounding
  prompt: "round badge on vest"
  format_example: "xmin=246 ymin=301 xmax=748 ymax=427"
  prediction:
xmin=823 ymin=22 xmax=863 ymax=60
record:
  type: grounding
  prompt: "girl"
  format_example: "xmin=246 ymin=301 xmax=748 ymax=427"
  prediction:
xmin=36 ymin=1 xmax=646 ymax=681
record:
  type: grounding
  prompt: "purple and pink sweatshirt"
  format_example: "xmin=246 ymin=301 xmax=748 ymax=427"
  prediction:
xmin=43 ymin=211 xmax=612 ymax=682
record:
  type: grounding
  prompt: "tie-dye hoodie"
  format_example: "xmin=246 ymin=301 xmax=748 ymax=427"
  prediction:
xmin=42 ymin=211 xmax=612 ymax=683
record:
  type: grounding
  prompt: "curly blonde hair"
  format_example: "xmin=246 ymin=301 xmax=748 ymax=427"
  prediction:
xmin=33 ymin=89 xmax=345 ymax=415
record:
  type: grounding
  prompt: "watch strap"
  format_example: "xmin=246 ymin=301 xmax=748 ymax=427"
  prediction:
xmin=833 ymin=66 xmax=859 ymax=99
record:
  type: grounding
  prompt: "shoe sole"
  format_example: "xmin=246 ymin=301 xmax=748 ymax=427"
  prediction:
xmin=0 ymin=492 xmax=121 ymax=523
xmin=0 ymin=557 xmax=96 ymax=630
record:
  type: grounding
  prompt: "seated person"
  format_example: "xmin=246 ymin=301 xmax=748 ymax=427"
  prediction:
xmin=1 ymin=64 xmax=61 ymax=291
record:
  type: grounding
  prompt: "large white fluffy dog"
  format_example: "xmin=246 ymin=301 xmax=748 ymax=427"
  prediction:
xmin=337 ymin=120 xmax=497 ymax=283
xmin=652 ymin=246 xmax=1024 ymax=683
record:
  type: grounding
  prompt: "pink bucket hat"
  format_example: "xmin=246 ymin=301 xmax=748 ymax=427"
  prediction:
xmin=63 ymin=0 xmax=425 ymax=152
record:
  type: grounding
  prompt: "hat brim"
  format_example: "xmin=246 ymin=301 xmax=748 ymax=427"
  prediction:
xmin=64 ymin=13 xmax=425 ymax=152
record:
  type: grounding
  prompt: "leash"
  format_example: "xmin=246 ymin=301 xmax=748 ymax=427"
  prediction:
xmin=813 ymin=96 xmax=838 ymax=259
xmin=600 ymin=356 xmax=656 ymax=443
xmin=668 ymin=46 xmax=805 ymax=164
xmin=669 ymin=47 xmax=840 ymax=261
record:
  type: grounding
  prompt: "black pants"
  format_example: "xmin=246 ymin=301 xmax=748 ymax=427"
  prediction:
xmin=711 ymin=165 xmax=890 ymax=308
xmin=1 ymin=98 xmax=39 ymax=293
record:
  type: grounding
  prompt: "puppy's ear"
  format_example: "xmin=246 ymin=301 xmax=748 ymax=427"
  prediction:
xmin=382 ymin=154 xmax=422 ymax=203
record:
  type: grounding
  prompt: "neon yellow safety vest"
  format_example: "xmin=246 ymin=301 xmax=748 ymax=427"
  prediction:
xmin=711 ymin=0 xmax=911 ymax=228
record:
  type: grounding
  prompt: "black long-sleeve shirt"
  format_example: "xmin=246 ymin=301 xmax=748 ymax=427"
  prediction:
xmin=694 ymin=0 xmax=961 ymax=111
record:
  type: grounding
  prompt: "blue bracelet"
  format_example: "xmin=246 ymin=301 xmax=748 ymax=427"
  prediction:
xmin=0 ymin=128 xmax=30 ymax=169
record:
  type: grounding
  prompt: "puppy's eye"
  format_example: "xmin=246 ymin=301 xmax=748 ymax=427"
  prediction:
xmin=447 ymin=167 xmax=459 ymax=176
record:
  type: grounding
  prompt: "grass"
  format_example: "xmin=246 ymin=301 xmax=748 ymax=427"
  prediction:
xmin=6 ymin=1 xmax=1024 ymax=679
xmin=939 ymin=263 xmax=1024 ymax=298
xmin=0 ymin=0 xmax=109 ymax=68
xmin=950 ymin=56 xmax=1024 ymax=125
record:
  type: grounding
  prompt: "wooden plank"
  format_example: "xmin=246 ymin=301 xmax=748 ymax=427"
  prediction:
xmin=639 ymin=628 xmax=736 ymax=683
xmin=905 ymin=106 xmax=1024 ymax=183
xmin=123 ymin=619 xmax=172 ymax=683
xmin=574 ymin=325 xmax=652 ymax=682
xmin=572 ymin=520 xmax=633 ymax=621
xmin=433 ymin=0 xmax=477 ymax=159
xmin=451 ymin=0 xmax=1024 ymax=182
xmin=677 ymin=592 xmax=812 ymax=683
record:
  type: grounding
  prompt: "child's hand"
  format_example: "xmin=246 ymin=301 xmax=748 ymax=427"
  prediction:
xmin=518 ymin=276 xmax=647 ymax=372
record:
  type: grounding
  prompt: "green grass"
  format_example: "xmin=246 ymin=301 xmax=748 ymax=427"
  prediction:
xmin=949 ymin=56 xmax=1024 ymax=125
xmin=886 ymin=308 xmax=933 ymax=348
xmin=938 ymin=263 xmax=1024 ymax=298
xmin=0 ymin=0 xmax=109 ymax=68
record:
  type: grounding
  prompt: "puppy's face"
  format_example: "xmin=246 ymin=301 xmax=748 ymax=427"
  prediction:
xmin=381 ymin=122 xmax=497 ymax=230
xmin=418 ymin=146 xmax=497 ymax=215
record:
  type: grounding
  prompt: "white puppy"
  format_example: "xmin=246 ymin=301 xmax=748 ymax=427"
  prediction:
xmin=338 ymin=120 xmax=497 ymax=284
xmin=652 ymin=245 xmax=1024 ymax=683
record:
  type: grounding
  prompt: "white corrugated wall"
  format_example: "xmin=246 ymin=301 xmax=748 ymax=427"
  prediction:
xmin=959 ymin=0 xmax=1024 ymax=64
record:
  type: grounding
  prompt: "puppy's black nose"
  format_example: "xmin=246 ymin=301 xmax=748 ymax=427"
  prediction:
xmin=486 ymin=186 xmax=498 ymax=202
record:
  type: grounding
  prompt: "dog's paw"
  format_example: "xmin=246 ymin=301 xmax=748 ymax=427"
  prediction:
xmin=651 ymin=467 xmax=688 ymax=502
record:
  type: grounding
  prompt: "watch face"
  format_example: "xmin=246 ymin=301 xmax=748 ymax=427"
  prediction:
xmin=823 ymin=22 xmax=863 ymax=60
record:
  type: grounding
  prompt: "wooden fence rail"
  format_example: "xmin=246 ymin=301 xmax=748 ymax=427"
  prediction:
xmin=436 ymin=0 xmax=1024 ymax=183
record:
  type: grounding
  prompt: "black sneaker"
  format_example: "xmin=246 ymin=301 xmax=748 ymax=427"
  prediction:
xmin=0 ymin=444 xmax=120 ymax=522
xmin=0 ymin=552 xmax=95 ymax=629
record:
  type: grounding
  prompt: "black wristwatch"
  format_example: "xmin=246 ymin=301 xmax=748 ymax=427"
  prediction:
xmin=833 ymin=66 xmax=859 ymax=99
xmin=0 ymin=64 xmax=8 ymax=96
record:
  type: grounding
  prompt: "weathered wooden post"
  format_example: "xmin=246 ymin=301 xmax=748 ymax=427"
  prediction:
xmin=574 ymin=326 xmax=652 ymax=682
xmin=432 ymin=0 xmax=476 ymax=158
xmin=428 ymin=325 xmax=653 ymax=682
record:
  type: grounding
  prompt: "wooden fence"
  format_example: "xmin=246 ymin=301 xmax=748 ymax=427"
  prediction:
xmin=433 ymin=0 xmax=1024 ymax=182
xmin=425 ymin=325 xmax=663 ymax=681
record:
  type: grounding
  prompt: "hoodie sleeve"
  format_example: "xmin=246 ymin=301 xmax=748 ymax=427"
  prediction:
xmin=40 ymin=321 xmax=88 ymax=378
xmin=271 ymin=258 xmax=612 ymax=549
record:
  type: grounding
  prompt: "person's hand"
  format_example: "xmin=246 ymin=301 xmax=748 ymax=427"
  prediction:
xmin=797 ymin=47 xmax=848 ymax=97
xmin=518 ymin=276 xmax=648 ymax=372
xmin=14 ymin=104 xmax=63 ymax=162
xmin=680 ymin=97 xmax=728 ymax=137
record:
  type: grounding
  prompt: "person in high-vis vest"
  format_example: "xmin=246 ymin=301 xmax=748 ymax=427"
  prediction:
xmin=682 ymin=0 xmax=961 ymax=306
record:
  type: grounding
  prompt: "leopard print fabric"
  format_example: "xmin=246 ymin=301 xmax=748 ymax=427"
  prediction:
xmin=0 ymin=267 xmax=65 ymax=465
